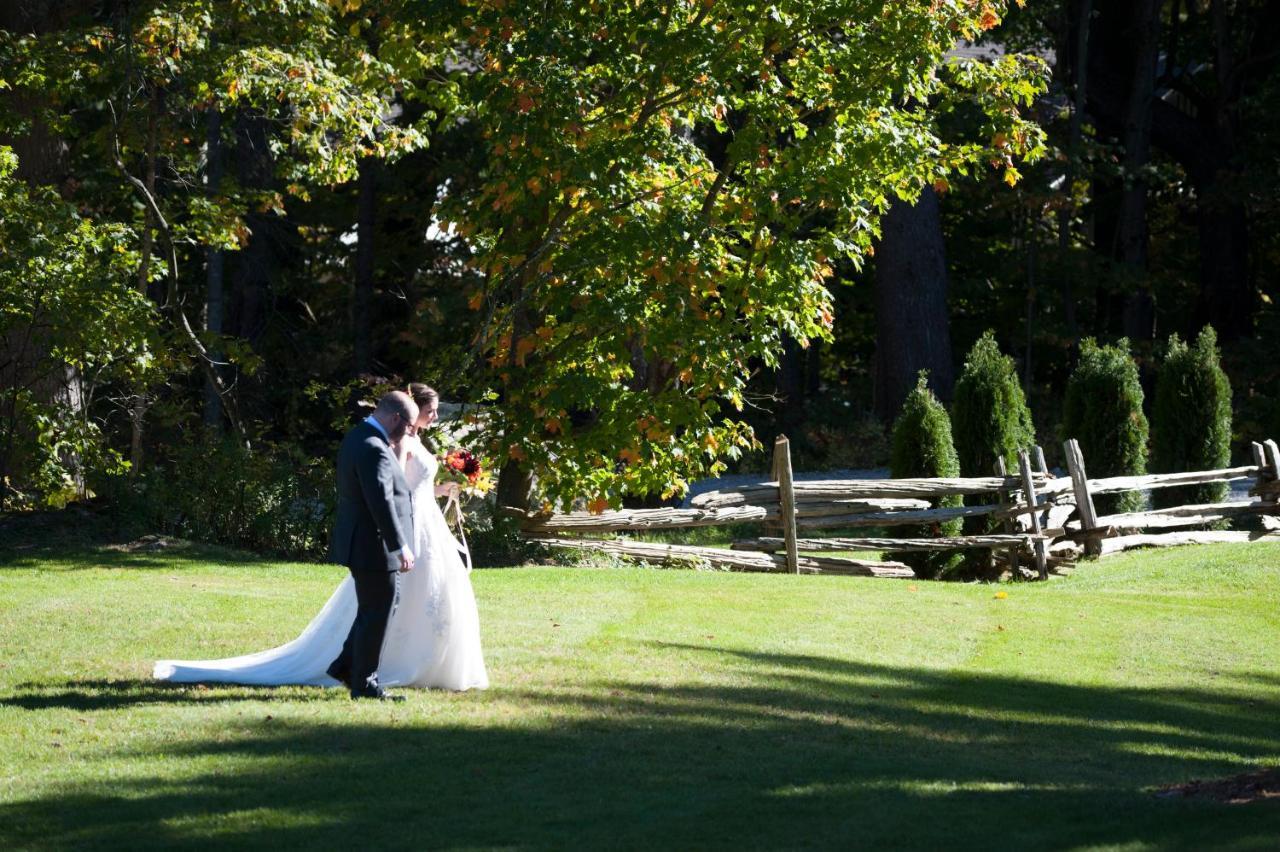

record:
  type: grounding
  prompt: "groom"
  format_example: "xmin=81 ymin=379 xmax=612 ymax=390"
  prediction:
xmin=327 ymin=391 xmax=419 ymax=701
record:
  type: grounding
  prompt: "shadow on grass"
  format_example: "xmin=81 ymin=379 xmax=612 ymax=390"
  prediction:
xmin=0 ymin=510 xmax=272 ymax=572
xmin=0 ymin=680 xmax=340 ymax=712
xmin=2 ymin=644 xmax=1278 ymax=850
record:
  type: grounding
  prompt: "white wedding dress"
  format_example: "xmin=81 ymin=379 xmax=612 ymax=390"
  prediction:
xmin=153 ymin=436 xmax=489 ymax=691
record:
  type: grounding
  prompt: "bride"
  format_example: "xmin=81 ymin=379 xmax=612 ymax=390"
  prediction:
xmin=153 ymin=383 xmax=489 ymax=692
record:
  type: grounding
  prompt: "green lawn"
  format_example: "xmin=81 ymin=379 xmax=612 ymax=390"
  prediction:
xmin=1 ymin=525 xmax=1278 ymax=850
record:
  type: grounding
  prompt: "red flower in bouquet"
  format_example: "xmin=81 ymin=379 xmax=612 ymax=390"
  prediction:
xmin=444 ymin=448 xmax=482 ymax=482
xmin=438 ymin=447 xmax=492 ymax=497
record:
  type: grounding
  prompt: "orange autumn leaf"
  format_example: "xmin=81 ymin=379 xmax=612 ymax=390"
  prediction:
xmin=587 ymin=497 xmax=610 ymax=514
xmin=979 ymin=8 xmax=999 ymax=30
xmin=508 ymin=445 xmax=526 ymax=461
xmin=618 ymin=447 xmax=640 ymax=465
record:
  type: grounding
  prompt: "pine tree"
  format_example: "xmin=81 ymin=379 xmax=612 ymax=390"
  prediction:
xmin=951 ymin=331 xmax=1036 ymax=479
xmin=890 ymin=372 xmax=963 ymax=579
xmin=1061 ymin=339 xmax=1150 ymax=515
xmin=1151 ymin=327 xmax=1232 ymax=509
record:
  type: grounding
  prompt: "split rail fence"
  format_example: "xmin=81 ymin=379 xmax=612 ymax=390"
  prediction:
xmin=517 ymin=435 xmax=1280 ymax=580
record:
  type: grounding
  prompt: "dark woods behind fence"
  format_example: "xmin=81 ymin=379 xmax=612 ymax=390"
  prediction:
xmin=516 ymin=436 xmax=1280 ymax=580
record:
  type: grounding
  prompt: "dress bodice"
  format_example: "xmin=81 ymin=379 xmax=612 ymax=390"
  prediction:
xmin=401 ymin=436 xmax=438 ymax=495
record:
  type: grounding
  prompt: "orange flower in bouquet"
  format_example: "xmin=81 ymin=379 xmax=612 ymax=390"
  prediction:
xmin=437 ymin=447 xmax=494 ymax=498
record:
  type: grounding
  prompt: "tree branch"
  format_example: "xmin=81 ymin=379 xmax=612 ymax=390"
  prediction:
xmin=108 ymin=101 xmax=248 ymax=444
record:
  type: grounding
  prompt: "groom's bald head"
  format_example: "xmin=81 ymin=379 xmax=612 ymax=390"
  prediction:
xmin=373 ymin=391 xmax=419 ymax=442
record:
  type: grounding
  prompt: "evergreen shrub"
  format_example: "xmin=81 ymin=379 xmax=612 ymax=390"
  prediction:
xmin=951 ymin=331 xmax=1036 ymax=479
xmin=950 ymin=332 xmax=1035 ymax=578
xmin=1060 ymin=338 xmax=1149 ymax=515
xmin=889 ymin=372 xmax=962 ymax=579
xmin=1151 ymin=327 xmax=1232 ymax=509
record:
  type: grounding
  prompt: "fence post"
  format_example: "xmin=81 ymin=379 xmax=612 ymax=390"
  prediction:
xmin=774 ymin=435 xmax=800 ymax=575
xmin=1033 ymin=445 xmax=1051 ymax=530
xmin=1253 ymin=441 xmax=1275 ymax=504
xmin=1064 ymin=438 xmax=1101 ymax=557
xmin=1018 ymin=450 xmax=1049 ymax=580
xmin=994 ymin=458 xmax=1020 ymax=578
xmin=1264 ymin=440 xmax=1280 ymax=505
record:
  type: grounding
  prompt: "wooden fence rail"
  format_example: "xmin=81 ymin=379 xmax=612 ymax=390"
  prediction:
xmin=733 ymin=534 xmax=1041 ymax=553
xmin=691 ymin=476 xmax=1052 ymax=507
xmin=1072 ymin=501 xmax=1277 ymax=533
xmin=1040 ymin=466 xmax=1262 ymax=497
xmin=519 ymin=434 xmax=1280 ymax=579
xmin=521 ymin=505 xmax=771 ymax=534
xmin=534 ymin=537 xmax=915 ymax=578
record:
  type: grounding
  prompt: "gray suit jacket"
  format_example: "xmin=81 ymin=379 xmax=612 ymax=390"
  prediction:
xmin=330 ymin=420 xmax=414 ymax=573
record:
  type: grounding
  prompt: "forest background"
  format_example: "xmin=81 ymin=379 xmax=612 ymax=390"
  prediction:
xmin=2 ymin=0 xmax=1276 ymax=560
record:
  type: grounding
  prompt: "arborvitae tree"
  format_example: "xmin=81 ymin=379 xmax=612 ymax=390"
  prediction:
xmin=1061 ymin=338 xmax=1150 ymax=514
xmin=952 ymin=332 xmax=1036 ymax=480
xmin=890 ymin=372 xmax=963 ymax=579
xmin=1151 ymin=327 xmax=1232 ymax=509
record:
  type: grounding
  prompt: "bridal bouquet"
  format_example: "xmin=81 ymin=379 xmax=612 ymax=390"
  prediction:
xmin=437 ymin=447 xmax=494 ymax=498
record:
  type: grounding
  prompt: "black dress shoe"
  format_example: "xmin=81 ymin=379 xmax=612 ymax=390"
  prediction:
xmin=350 ymin=685 xmax=405 ymax=702
xmin=326 ymin=662 xmax=351 ymax=688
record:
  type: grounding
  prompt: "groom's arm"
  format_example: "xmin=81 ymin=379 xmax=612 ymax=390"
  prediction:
xmin=355 ymin=445 xmax=412 ymax=559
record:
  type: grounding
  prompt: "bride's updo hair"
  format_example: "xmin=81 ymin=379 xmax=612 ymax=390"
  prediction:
xmin=408 ymin=382 xmax=439 ymax=411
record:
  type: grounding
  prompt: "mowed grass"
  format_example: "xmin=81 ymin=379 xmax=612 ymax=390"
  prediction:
xmin=1 ymin=526 xmax=1279 ymax=850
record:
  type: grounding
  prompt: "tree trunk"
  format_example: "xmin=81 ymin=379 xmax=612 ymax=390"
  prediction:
xmin=774 ymin=336 xmax=807 ymax=429
xmin=1118 ymin=0 xmax=1161 ymax=343
xmin=0 ymin=1 xmax=95 ymax=495
xmin=1195 ymin=180 xmax=1250 ymax=341
xmin=353 ymin=156 xmax=378 ymax=375
xmin=230 ymin=112 xmax=276 ymax=347
xmin=0 ymin=2 xmax=101 ymax=184
xmin=204 ymin=105 xmax=226 ymax=427
xmin=130 ymin=86 xmax=160 ymax=471
xmin=495 ymin=459 xmax=534 ymax=512
xmin=1087 ymin=0 xmax=1262 ymax=345
xmin=805 ymin=341 xmax=822 ymax=397
xmin=1192 ymin=0 xmax=1252 ymax=342
xmin=1057 ymin=0 xmax=1091 ymax=354
xmin=872 ymin=187 xmax=955 ymax=423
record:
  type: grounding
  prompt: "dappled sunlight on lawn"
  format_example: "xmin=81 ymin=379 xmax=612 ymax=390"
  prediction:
xmin=3 ymin=639 xmax=1279 ymax=849
xmin=2 ymin=532 xmax=1279 ymax=849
